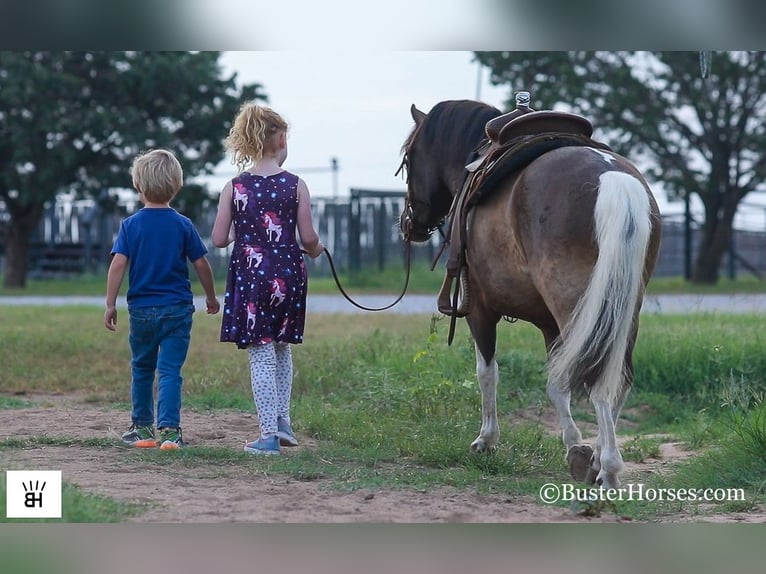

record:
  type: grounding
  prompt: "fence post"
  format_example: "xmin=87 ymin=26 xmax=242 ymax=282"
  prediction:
xmin=376 ymin=199 xmax=387 ymax=271
xmin=349 ymin=189 xmax=361 ymax=271
xmin=684 ymin=190 xmax=692 ymax=280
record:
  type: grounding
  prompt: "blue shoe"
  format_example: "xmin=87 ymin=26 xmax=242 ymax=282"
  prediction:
xmin=276 ymin=417 xmax=299 ymax=447
xmin=244 ymin=435 xmax=280 ymax=456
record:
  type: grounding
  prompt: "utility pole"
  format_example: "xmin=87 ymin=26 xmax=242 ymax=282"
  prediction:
xmin=290 ymin=158 xmax=340 ymax=199
xmin=331 ymin=157 xmax=338 ymax=199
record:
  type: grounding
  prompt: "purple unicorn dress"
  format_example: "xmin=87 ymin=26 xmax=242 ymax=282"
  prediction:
xmin=220 ymin=171 xmax=308 ymax=349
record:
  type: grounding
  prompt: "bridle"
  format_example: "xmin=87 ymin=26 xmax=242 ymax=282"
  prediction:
xmin=396 ymin=147 xmax=443 ymax=243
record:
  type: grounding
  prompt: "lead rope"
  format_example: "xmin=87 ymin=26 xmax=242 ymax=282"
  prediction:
xmin=312 ymin=241 xmax=412 ymax=312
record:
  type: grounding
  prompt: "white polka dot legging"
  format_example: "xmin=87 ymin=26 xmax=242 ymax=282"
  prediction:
xmin=247 ymin=342 xmax=293 ymax=438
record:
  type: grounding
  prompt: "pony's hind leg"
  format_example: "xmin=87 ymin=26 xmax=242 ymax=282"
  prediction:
xmin=591 ymin=397 xmax=624 ymax=489
xmin=470 ymin=340 xmax=499 ymax=453
xmin=590 ymin=352 xmax=634 ymax=487
xmin=543 ymin=329 xmax=592 ymax=482
xmin=547 ymin=378 xmax=593 ymax=482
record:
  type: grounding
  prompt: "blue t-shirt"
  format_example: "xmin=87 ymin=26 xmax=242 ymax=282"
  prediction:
xmin=111 ymin=207 xmax=208 ymax=310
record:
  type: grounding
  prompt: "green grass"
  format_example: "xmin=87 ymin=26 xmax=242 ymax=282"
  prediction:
xmin=1 ymin=306 xmax=765 ymax=521
xmin=3 ymin=268 xmax=766 ymax=297
xmin=0 ymin=396 xmax=33 ymax=409
xmin=646 ymin=275 xmax=766 ymax=294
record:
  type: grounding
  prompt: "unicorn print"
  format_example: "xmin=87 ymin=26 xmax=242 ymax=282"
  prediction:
xmin=243 ymin=245 xmax=263 ymax=269
xmin=233 ymin=183 xmax=249 ymax=211
xmin=262 ymin=211 xmax=283 ymax=242
xmin=270 ymin=278 xmax=286 ymax=306
xmin=246 ymin=302 xmax=257 ymax=330
xmin=278 ymin=316 xmax=289 ymax=338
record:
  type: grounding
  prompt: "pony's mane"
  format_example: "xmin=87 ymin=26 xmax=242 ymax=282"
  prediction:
xmin=403 ymin=100 xmax=502 ymax=165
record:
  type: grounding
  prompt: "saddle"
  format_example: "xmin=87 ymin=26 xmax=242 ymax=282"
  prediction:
xmin=436 ymin=92 xmax=610 ymax=343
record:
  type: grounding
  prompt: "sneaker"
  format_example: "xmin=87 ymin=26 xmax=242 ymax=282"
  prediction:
xmin=243 ymin=435 xmax=280 ymax=456
xmin=121 ymin=424 xmax=157 ymax=448
xmin=276 ymin=417 xmax=299 ymax=447
xmin=158 ymin=427 xmax=184 ymax=451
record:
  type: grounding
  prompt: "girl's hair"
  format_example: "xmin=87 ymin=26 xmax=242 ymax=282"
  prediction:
xmin=225 ymin=102 xmax=288 ymax=172
xmin=130 ymin=149 xmax=183 ymax=203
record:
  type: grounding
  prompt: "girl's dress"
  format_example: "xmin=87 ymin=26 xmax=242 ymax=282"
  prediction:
xmin=220 ymin=170 xmax=307 ymax=348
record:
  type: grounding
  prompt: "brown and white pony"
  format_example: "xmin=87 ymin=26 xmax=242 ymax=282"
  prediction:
xmin=398 ymin=100 xmax=661 ymax=488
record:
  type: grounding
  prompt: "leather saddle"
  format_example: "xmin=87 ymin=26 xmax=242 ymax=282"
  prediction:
xmin=436 ymin=94 xmax=606 ymax=343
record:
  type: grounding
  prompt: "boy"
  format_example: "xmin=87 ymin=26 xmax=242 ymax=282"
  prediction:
xmin=104 ymin=149 xmax=220 ymax=450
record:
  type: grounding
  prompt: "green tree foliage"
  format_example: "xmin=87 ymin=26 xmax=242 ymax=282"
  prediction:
xmin=474 ymin=51 xmax=766 ymax=284
xmin=0 ymin=51 xmax=265 ymax=288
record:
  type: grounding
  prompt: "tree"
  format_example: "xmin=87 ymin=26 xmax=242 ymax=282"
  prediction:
xmin=0 ymin=51 xmax=266 ymax=288
xmin=474 ymin=51 xmax=766 ymax=284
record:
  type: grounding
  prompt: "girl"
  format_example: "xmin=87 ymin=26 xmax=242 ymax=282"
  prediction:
xmin=212 ymin=103 xmax=324 ymax=455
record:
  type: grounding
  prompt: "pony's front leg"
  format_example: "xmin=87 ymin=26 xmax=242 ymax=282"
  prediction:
xmin=470 ymin=342 xmax=499 ymax=453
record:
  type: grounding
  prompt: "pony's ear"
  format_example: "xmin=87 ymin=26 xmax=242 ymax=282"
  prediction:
xmin=410 ymin=104 xmax=426 ymax=126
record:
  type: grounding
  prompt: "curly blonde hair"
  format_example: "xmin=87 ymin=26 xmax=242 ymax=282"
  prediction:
xmin=225 ymin=102 xmax=288 ymax=172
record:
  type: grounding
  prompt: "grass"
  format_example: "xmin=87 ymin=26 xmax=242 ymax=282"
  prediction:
xmin=2 ymin=267 xmax=766 ymax=297
xmin=0 ymin=306 xmax=765 ymax=521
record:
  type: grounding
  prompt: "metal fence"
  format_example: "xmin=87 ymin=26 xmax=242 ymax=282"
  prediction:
xmin=4 ymin=193 xmax=766 ymax=280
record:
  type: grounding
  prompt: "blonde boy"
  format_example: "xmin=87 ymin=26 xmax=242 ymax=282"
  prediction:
xmin=105 ymin=149 xmax=220 ymax=450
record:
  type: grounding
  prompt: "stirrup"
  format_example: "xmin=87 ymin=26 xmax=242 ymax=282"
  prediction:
xmin=436 ymin=272 xmax=470 ymax=318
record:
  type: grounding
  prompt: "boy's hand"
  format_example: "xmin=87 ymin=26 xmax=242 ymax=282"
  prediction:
xmin=104 ymin=306 xmax=118 ymax=331
xmin=206 ymin=298 xmax=221 ymax=315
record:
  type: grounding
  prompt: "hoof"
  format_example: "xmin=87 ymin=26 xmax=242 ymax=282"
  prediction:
xmin=567 ymin=444 xmax=595 ymax=483
xmin=585 ymin=466 xmax=599 ymax=484
xmin=470 ymin=438 xmax=496 ymax=454
xmin=595 ymin=471 xmax=621 ymax=490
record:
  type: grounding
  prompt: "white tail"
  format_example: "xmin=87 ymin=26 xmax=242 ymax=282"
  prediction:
xmin=548 ymin=171 xmax=652 ymax=403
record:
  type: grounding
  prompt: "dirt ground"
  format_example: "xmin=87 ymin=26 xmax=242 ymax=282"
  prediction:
xmin=1 ymin=393 xmax=763 ymax=523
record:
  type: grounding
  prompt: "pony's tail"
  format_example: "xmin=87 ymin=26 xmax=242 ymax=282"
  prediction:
xmin=548 ymin=171 xmax=652 ymax=403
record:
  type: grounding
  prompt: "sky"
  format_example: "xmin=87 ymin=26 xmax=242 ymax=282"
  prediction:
xmin=198 ymin=51 xmax=766 ymax=232
xmin=199 ymin=51 xmax=510 ymax=198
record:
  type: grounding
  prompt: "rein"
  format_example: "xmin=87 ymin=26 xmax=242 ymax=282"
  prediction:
xmin=317 ymin=241 xmax=413 ymax=312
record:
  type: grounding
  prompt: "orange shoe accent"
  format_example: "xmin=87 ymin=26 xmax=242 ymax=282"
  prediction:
xmin=159 ymin=441 xmax=180 ymax=451
xmin=133 ymin=438 xmax=158 ymax=448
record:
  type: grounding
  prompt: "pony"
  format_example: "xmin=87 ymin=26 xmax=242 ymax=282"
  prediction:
xmin=398 ymin=100 xmax=661 ymax=488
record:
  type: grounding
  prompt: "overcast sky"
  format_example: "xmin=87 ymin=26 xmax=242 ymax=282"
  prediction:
xmin=199 ymin=51 xmax=765 ymax=231
xmin=200 ymin=51 xmax=509 ymax=198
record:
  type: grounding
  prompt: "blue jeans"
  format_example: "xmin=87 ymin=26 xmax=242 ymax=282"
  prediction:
xmin=128 ymin=303 xmax=194 ymax=429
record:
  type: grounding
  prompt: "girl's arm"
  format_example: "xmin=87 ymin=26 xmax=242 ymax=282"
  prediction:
xmin=212 ymin=182 xmax=234 ymax=248
xmin=296 ymin=178 xmax=323 ymax=258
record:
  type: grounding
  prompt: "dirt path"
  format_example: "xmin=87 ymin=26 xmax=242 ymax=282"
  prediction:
xmin=1 ymin=394 xmax=762 ymax=523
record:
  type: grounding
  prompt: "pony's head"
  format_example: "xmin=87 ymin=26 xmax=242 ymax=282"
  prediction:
xmin=398 ymin=100 xmax=501 ymax=243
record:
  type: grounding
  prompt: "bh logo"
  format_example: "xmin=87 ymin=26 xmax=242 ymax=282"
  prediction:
xmin=23 ymin=479 xmax=46 ymax=508
xmin=5 ymin=471 xmax=62 ymax=518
